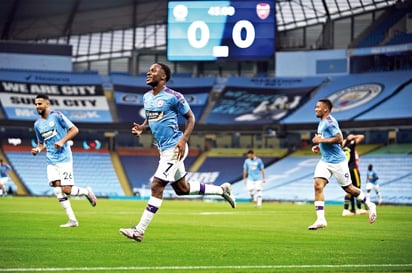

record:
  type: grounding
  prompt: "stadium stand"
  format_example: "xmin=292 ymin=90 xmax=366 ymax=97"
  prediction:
xmin=385 ymin=33 xmax=412 ymax=45
xmin=232 ymin=144 xmax=412 ymax=204
xmin=3 ymin=145 xmax=123 ymax=196
xmin=356 ymin=5 xmax=409 ymax=48
xmin=204 ymin=76 xmax=326 ymax=125
xmin=197 ymin=148 xmax=286 ymax=185
xmin=281 ymin=70 xmax=412 ymax=124
xmin=355 ymin=80 xmax=412 ymax=120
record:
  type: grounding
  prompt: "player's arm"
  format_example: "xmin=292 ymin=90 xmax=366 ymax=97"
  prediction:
xmin=55 ymin=125 xmax=79 ymax=149
xmin=132 ymin=120 xmax=149 ymax=137
xmin=176 ymin=109 xmax=195 ymax=160
xmin=261 ymin=168 xmax=266 ymax=183
xmin=347 ymin=134 xmax=365 ymax=144
xmin=312 ymin=132 xmax=343 ymax=145
xmin=243 ymin=169 xmax=248 ymax=184
xmin=31 ymin=142 xmax=45 ymax=156
xmin=181 ymin=109 xmax=195 ymax=142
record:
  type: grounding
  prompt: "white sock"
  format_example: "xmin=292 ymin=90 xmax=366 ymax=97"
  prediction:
xmin=189 ymin=182 xmax=223 ymax=195
xmin=0 ymin=189 xmax=3 ymax=195
xmin=70 ymin=186 xmax=88 ymax=196
xmin=256 ymin=191 xmax=262 ymax=207
xmin=314 ymin=201 xmax=325 ymax=221
xmin=135 ymin=196 xmax=163 ymax=234
xmin=60 ymin=199 xmax=77 ymax=222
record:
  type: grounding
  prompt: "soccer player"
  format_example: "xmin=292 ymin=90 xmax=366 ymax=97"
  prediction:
xmin=31 ymin=94 xmax=97 ymax=228
xmin=243 ymin=150 xmax=265 ymax=207
xmin=366 ymin=164 xmax=382 ymax=205
xmin=308 ymin=99 xmax=376 ymax=230
xmin=119 ymin=63 xmax=236 ymax=242
xmin=0 ymin=159 xmax=12 ymax=197
xmin=341 ymin=134 xmax=368 ymax=216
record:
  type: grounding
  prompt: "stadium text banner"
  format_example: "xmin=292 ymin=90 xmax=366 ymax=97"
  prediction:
xmin=0 ymin=80 xmax=112 ymax=122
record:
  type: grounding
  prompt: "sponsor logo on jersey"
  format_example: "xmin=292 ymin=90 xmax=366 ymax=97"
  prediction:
xmin=41 ymin=128 xmax=57 ymax=141
xmin=146 ymin=110 xmax=164 ymax=121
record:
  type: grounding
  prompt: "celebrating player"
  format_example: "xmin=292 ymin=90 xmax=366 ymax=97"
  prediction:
xmin=32 ymin=94 xmax=97 ymax=227
xmin=119 ymin=63 xmax=236 ymax=242
xmin=308 ymin=99 xmax=376 ymax=230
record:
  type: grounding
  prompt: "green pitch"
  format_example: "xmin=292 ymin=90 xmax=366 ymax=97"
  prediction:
xmin=1 ymin=197 xmax=411 ymax=273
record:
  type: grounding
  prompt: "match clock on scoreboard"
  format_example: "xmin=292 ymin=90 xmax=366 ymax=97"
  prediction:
xmin=167 ymin=1 xmax=275 ymax=61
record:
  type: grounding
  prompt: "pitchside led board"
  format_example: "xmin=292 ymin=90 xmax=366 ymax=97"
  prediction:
xmin=167 ymin=1 xmax=275 ymax=61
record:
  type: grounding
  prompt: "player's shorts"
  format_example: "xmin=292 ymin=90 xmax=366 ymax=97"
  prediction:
xmin=0 ymin=177 xmax=8 ymax=186
xmin=314 ymin=160 xmax=351 ymax=187
xmin=366 ymin=182 xmax=380 ymax=192
xmin=154 ymin=144 xmax=188 ymax=183
xmin=47 ymin=162 xmax=74 ymax=186
xmin=246 ymin=180 xmax=263 ymax=191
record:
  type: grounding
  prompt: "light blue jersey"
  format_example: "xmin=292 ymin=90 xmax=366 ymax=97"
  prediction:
xmin=0 ymin=163 xmax=11 ymax=178
xmin=317 ymin=115 xmax=346 ymax=164
xmin=34 ymin=110 xmax=74 ymax=164
xmin=243 ymin=157 xmax=264 ymax=181
xmin=143 ymin=87 xmax=191 ymax=151
xmin=366 ymin=170 xmax=379 ymax=185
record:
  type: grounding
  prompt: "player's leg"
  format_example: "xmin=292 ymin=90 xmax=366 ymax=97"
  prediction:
xmin=0 ymin=178 xmax=5 ymax=196
xmin=246 ymin=180 xmax=255 ymax=202
xmin=375 ymin=184 xmax=382 ymax=205
xmin=58 ymin=162 xmax=96 ymax=207
xmin=255 ymin=181 xmax=263 ymax=208
xmin=342 ymin=169 xmax=355 ymax=215
xmin=336 ymin=161 xmax=376 ymax=223
xmin=350 ymin=168 xmax=367 ymax=214
xmin=165 ymin=145 xmax=235 ymax=207
xmin=120 ymin=176 xmax=166 ymax=242
xmin=366 ymin=182 xmax=372 ymax=200
xmin=48 ymin=164 xmax=78 ymax=227
xmin=308 ymin=161 xmax=330 ymax=230
xmin=342 ymin=183 xmax=376 ymax=224
xmin=342 ymin=193 xmax=355 ymax=216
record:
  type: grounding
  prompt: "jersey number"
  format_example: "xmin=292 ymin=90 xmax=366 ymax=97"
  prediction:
xmin=63 ymin=171 xmax=73 ymax=181
xmin=163 ymin=162 xmax=174 ymax=177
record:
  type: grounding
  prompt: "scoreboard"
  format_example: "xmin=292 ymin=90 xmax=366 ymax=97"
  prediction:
xmin=167 ymin=1 xmax=275 ymax=61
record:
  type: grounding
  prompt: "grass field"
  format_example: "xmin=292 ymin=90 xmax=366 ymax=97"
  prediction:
xmin=1 ymin=197 xmax=412 ymax=273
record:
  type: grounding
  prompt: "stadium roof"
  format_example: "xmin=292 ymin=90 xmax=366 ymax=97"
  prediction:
xmin=0 ymin=0 xmax=397 ymax=40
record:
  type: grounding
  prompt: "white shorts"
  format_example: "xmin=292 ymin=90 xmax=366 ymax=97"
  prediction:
xmin=0 ymin=177 xmax=8 ymax=186
xmin=47 ymin=162 xmax=75 ymax=186
xmin=154 ymin=144 xmax=188 ymax=183
xmin=247 ymin=180 xmax=263 ymax=192
xmin=366 ymin=182 xmax=380 ymax=192
xmin=314 ymin=160 xmax=351 ymax=187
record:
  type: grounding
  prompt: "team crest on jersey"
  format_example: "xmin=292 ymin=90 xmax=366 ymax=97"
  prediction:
xmin=157 ymin=99 xmax=164 ymax=107
xmin=327 ymin=83 xmax=382 ymax=112
xmin=256 ymin=3 xmax=270 ymax=20
xmin=49 ymin=121 xmax=55 ymax=127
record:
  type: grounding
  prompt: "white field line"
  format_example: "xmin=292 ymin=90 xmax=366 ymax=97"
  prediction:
xmin=0 ymin=264 xmax=411 ymax=272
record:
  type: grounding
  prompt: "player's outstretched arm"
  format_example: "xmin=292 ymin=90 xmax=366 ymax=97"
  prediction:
xmin=131 ymin=120 xmax=148 ymax=137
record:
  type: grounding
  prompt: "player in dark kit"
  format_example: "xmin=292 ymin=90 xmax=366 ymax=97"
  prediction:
xmin=341 ymin=134 xmax=368 ymax=216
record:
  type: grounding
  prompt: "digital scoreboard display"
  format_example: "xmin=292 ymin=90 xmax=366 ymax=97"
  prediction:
xmin=167 ymin=1 xmax=275 ymax=61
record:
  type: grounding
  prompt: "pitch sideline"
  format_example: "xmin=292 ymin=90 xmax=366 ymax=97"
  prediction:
xmin=0 ymin=264 xmax=411 ymax=272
